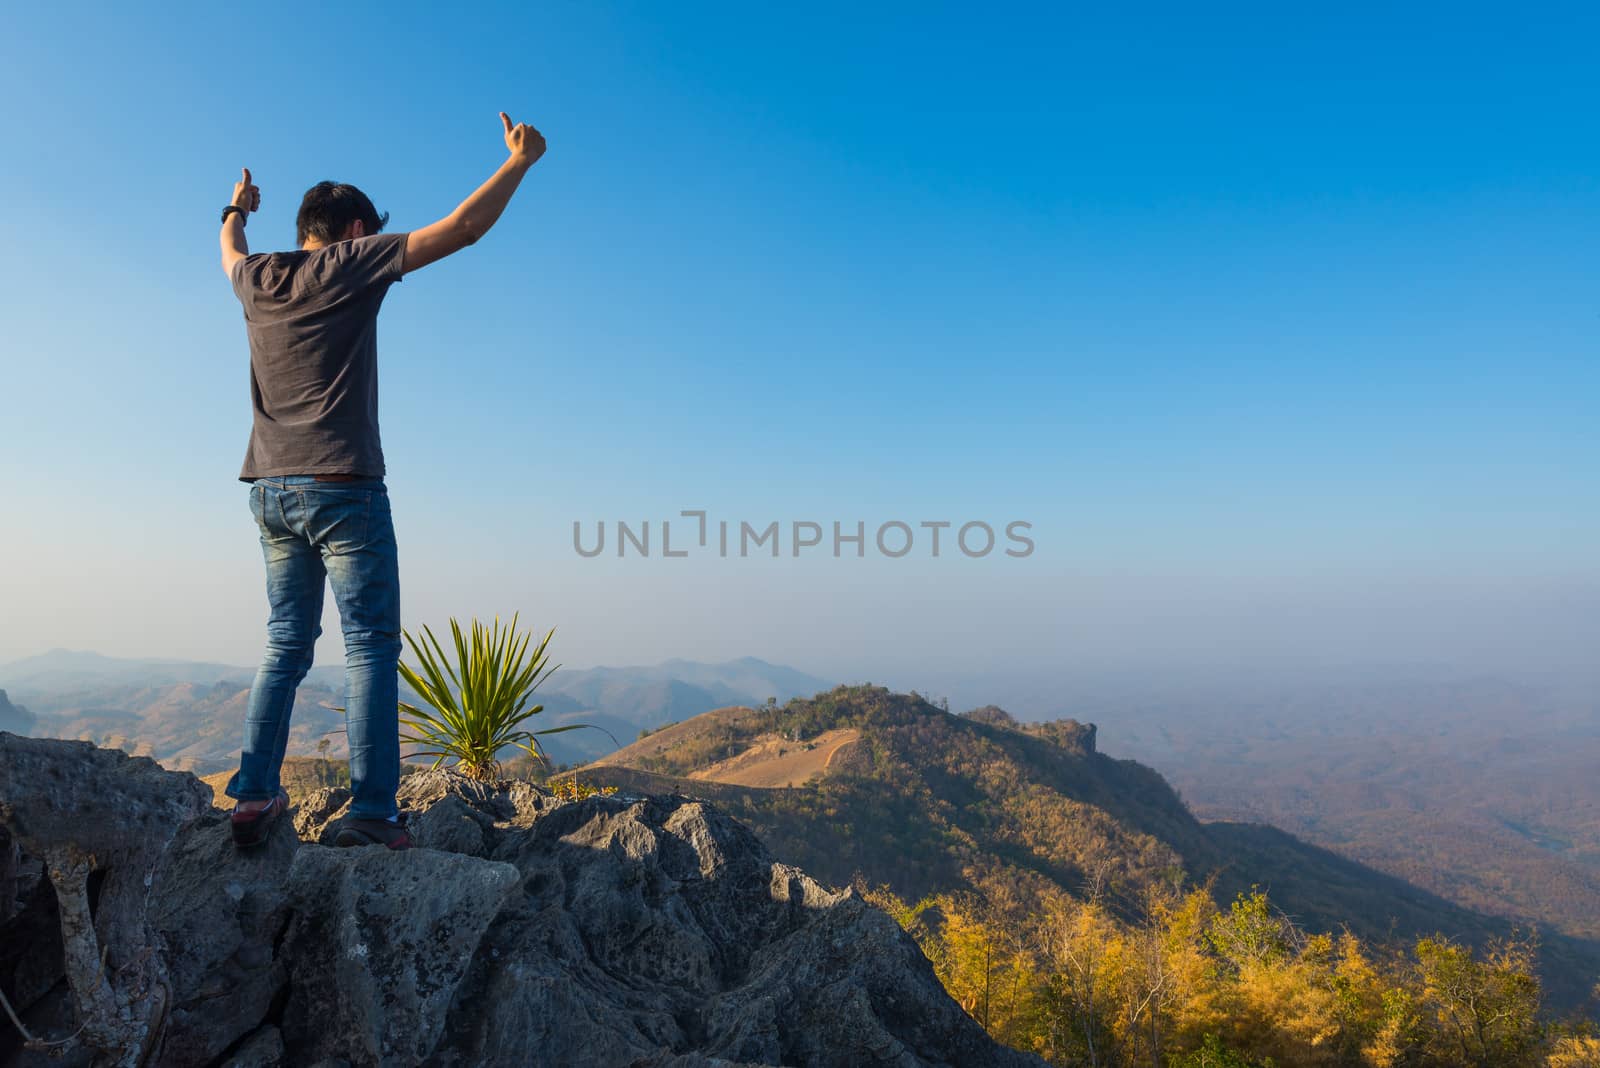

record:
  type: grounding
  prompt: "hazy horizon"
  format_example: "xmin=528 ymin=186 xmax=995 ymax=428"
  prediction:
xmin=5 ymin=618 xmax=1595 ymax=726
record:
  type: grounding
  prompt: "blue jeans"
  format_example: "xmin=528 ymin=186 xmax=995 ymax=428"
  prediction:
xmin=225 ymin=475 xmax=402 ymax=819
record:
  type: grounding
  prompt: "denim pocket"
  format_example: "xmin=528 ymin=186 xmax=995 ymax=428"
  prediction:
xmin=248 ymin=483 xmax=267 ymax=532
xmin=302 ymin=486 xmax=373 ymax=555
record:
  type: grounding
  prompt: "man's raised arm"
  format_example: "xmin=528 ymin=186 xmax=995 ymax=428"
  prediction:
xmin=219 ymin=167 xmax=259 ymax=276
xmin=404 ymin=112 xmax=547 ymax=274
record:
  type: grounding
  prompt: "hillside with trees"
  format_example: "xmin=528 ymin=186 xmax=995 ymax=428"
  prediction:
xmin=568 ymin=686 xmax=1600 ymax=1038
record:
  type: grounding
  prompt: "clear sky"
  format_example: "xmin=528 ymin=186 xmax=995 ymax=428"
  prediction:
xmin=2 ymin=4 xmax=1596 ymax=703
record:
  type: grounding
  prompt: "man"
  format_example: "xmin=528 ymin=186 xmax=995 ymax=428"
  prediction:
xmin=220 ymin=113 xmax=547 ymax=850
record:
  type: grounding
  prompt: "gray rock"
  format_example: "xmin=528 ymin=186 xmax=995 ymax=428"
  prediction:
xmin=438 ymin=789 xmax=1044 ymax=1067
xmin=279 ymin=844 xmax=521 ymax=1066
xmin=396 ymin=768 xmax=556 ymax=840
xmin=293 ymin=786 xmax=352 ymax=844
xmin=405 ymin=793 xmax=489 ymax=855
xmin=293 ymin=772 xmax=552 ymax=852
xmin=148 ymin=810 xmax=297 ymax=1065
xmin=626 ymin=1056 xmax=779 ymax=1068
xmin=0 ymin=732 xmax=212 ymax=1065
xmin=0 ymin=829 xmax=58 ymax=1010
xmin=0 ymin=740 xmax=1045 ymax=1068
xmin=0 ymin=732 xmax=210 ymax=957
xmin=221 ymin=1025 xmax=286 ymax=1068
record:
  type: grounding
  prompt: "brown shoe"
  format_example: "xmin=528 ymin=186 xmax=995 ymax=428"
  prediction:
xmin=231 ymin=789 xmax=290 ymax=849
xmin=334 ymin=812 xmax=412 ymax=850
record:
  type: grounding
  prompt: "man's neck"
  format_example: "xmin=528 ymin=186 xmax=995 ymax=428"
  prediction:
xmin=302 ymin=224 xmax=362 ymax=251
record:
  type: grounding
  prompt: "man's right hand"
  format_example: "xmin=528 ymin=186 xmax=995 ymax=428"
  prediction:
xmin=501 ymin=112 xmax=547 ymax=167
xmin=232 ymin=167 xmax=261 ymax=215
xmin=404 ymin=114 xmax=545 ymax=273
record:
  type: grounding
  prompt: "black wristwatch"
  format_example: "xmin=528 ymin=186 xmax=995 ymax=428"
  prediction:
xmin=221 ymin=205 xmax=248 ymax=226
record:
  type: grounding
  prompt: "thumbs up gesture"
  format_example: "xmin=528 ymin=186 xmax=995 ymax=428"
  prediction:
xmin=232 ymin=168 xmax=260 ymax=214
xmin=501 ymin=113 xmax=547 ymax=167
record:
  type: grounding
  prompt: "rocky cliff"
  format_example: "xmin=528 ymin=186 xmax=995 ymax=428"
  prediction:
xmin=0 ymin=733 xmax=1044 ymax=1068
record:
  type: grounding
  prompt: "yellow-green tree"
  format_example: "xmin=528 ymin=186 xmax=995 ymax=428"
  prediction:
xmin=1547 ymin=1036 xmax=1600 ymax=1067
xmin=923 ymin=893 xmax=1038 ymax=1049
xmin=1040 ymin=896 xmax=1126 ymax=1066
xmin=861 ymin=873 xmax=1559 ymax=1068
xmin=1414 ymin=935 xmax=1542 ymax=1068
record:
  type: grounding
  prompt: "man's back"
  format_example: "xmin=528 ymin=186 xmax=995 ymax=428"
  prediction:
xmin=232 ymin=232 xmax=407 ymax=481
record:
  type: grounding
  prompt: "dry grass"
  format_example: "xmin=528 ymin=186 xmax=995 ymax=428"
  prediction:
xmin=685 ymin=727 xmax=862 ymax=788
xmin=197 ymin=755 xmax=350 ymax=808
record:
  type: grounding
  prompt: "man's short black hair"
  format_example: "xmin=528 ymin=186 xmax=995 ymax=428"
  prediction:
xmin=296 ymin=182 xmax=389 ymax=247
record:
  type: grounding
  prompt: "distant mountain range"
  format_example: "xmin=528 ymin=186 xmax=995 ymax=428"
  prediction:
xmin=0 ymin=648 xmax=264 ymax=690
xmin=0 ymin=689 xmax=35 ymax=734
xmin=0 ymin=648 xmax=835 ymax=770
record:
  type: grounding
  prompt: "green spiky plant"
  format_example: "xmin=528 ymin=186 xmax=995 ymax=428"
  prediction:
xmin=397 ymin=614 xmax=588 ymax=780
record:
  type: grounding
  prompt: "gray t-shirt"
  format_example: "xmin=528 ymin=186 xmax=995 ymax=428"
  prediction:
xmin=231 ymin=232 xmax=408 ymax=481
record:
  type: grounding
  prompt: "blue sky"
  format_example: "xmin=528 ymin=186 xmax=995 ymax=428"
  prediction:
xmin=1 ymin=4 xmax=1596 ymax=702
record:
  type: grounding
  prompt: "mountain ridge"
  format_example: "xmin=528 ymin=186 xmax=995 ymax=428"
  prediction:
xmin=575 ymin=684 xmax=1600 ymax=1012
